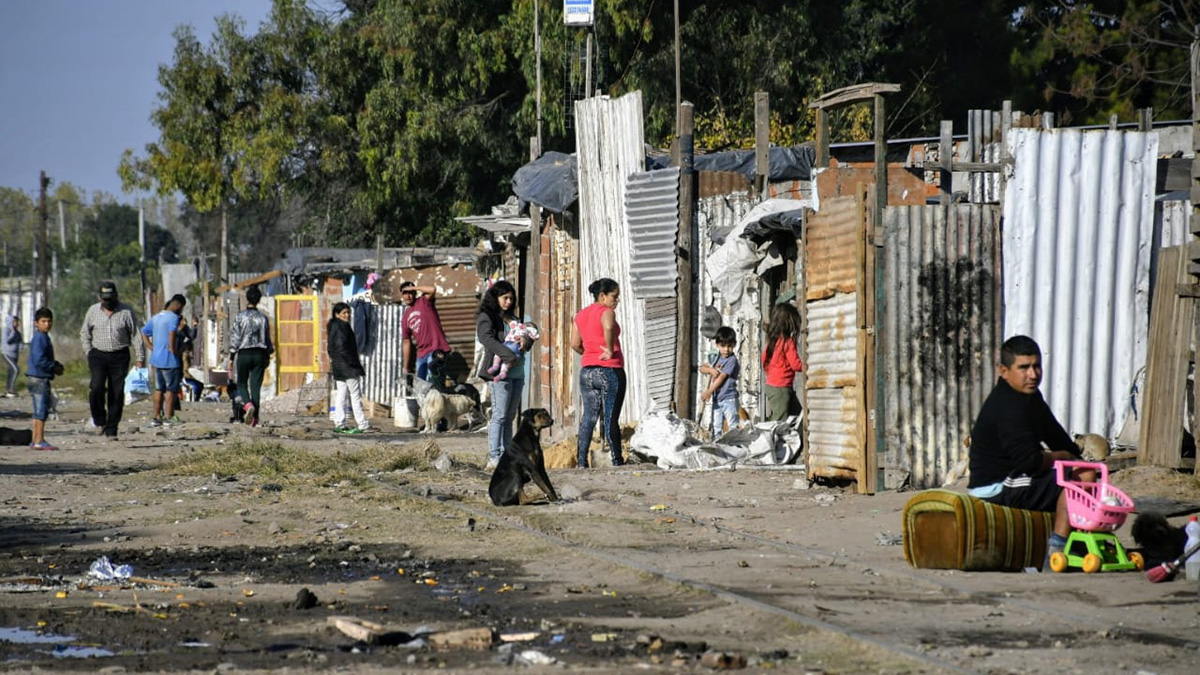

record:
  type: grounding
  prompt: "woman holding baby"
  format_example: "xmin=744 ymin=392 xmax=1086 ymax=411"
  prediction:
xmin=476 ymin=280 xmax=534 ymax=471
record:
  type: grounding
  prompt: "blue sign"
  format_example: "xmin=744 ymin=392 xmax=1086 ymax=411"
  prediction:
xmin=564 ymin=0 xmax=594 ymax=27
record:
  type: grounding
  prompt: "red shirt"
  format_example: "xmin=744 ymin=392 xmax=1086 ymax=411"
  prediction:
xmin=400 ymin=295 xmax=451 ymax=358
xmin=575 ymin=302 xmax=623 ymax=368
xmin=762 ymin=337 xmax=803 ymax=387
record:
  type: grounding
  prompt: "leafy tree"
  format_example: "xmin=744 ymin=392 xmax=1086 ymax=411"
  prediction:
xmin=0 ymin=187 xmax=37 ymax=276
xmin=1011 ymin=1 xmax=1196 ymax=124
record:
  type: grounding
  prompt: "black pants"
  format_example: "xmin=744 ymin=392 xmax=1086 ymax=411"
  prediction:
xmin=88 ymin=348 xmax=130 ymax=437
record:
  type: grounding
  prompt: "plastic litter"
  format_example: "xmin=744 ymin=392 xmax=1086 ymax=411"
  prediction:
xmin=87 ymin=556 xmax=133 ymax=581
xmin=517 ymin=649 xmax=557 ymax=665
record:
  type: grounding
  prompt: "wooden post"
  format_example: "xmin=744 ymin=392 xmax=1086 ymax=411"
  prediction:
xmin=939 ymin=120 xmax=954 ymax=205
xmin=754 ymin=91 xmax=769 ymax=197
xmin=673 ymin=102 xmax=695 ymax=418
xmin=1139 ymin=107 xmax=1154 ymax=132
xmin=857 ymin=185 xmax=877 ymax=494
xmin=1190 ymin=40 xmax=1200 ymax=473
xmin=873 ymin=93 xmax=887 ymax=231
xmin=815 ymin=107 xmax=829 ymax=168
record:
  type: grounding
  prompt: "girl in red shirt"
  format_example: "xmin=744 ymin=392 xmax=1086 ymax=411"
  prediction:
xmin=762 ymin=303 xmax=803 ymax=421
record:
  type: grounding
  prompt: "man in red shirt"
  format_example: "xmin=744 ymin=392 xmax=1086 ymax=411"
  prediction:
xmin=399 ymin=281 xmax=451 ymax=384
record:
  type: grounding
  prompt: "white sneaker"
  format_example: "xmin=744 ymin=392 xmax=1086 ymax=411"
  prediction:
xmin=484 ymin=458 xmax=499 ymax=471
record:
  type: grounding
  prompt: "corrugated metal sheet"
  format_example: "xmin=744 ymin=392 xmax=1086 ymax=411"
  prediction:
xmin=576 ymin=91 xmax=656 ymax=420
xmin=625 ymin=167 xmax=680 ymax=298
xmin=361 ymin=304 xmax=404 ymax=407
xmin=644 ymin=297 xmax=678 ymax=409
xmin=1157 ymin=197 xmax=1190 ymax=249
xmin=880 ymin=204 xmax=1002 ymax=489
xmin=699 ymin=171 xmax=750 ymax=198
xmin=1003 ymin=128 xmax=1159 ymax=440
xmin=806 ymin=196 xmax=860 ymax=300
xmin=0 ymin=290 xmax=41 ymax=347
xmin=967 ymin=109 xmax=1002 ymax=203
xmin=357 ymin=297 xmax=479 ymax=407
xmin=805 ymin=290 xmax=858 ymax=479
xmin=805 ymin=195 xmax=862 ymax=481
xmin=695 ymin=192 xmax=762 ymax=420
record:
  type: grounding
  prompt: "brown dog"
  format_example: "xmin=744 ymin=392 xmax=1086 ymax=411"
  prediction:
xmin=488 ymin=408 xmax=558 ymax=506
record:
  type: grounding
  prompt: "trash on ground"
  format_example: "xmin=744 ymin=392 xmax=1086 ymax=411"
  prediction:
xmin=499 ymin=631 xmax=540 ymax=642
xmin=629 ymin=410 xmax=803 ymax=470
xmin=875 ymin=532 xmax=903 ymax=546
xmin=87 ymin=556 xmax=133 ymax=581
xmin=517 ymin=649 xmax=557 ymax=665
xmin=428 ymin=627 xmax=496 ymax=651
xmin=700 ymin=650 xmax=748 ymax=669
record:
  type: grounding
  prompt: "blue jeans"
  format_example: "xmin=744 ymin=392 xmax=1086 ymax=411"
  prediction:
xmin=416 ymin=352 xmax=435 ymax=382
xmin=29 ymin=376 xmax=52 ymax=421
xmin=711 ymin=398 xmax=738 ymax=437
xmin=577 ymin=367 xmax=626 ymax=467
xmin=488 ymin=377 xmax=525 ymax=462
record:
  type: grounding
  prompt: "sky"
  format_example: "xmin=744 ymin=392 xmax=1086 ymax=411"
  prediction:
xmin=0 ymin=0 xmax=275 ymax=201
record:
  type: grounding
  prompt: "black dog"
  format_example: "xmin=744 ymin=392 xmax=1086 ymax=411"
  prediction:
xmin=1131 ymin=511 xmax=1188 ymax=567
xmin=488 ymin=409 xmax=558 ymax=506
xmin=0 ymin=427 xmax=33 ymax=446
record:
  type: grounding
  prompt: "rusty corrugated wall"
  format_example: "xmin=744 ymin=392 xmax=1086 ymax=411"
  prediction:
xmin=879 ymin=204 xmax=1002 ymax=489
xmin=804 ymin=195 xmax=861 ymax=482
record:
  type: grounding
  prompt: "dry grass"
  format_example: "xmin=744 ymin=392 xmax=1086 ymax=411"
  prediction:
xmin=153 ymin=440 xmax=444 ymax=487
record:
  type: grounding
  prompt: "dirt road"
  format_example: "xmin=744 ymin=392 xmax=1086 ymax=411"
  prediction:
xmin=2 ymin=396 xmax=1198 ymax=674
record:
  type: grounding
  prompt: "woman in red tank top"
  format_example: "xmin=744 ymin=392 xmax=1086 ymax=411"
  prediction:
xmin=570 ymin=278 xmax=626 ymax=468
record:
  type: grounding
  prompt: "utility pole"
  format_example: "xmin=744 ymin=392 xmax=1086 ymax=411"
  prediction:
xmin=57 ymin=200 xmax=66 ymax=248
xmin=139 ymin=206 xmax=149 ymax=318
xmin=674 ymin=0 xmax=681 ymax=135
xmin=36 ymin=171 xmax=49 ymax=306
xmin=534 ymin=0 xmax=542 ymax=154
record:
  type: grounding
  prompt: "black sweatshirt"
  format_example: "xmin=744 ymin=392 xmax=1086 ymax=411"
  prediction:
xmin=968 ymin=379 xmax=1081 ymax=488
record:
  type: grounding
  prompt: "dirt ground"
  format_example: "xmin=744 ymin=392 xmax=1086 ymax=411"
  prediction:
xmin=2 ymin=393 xmax=1200 ymax=675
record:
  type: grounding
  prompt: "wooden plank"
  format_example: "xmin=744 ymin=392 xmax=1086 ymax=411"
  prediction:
xmin=1139 ymin=246 xmax=1191 ymax=467
xmin=855 ymin=186 xmax=873 ymax=494
xmin=428 ymin=627 xmax=496 ymax=651
xmin=214 ymin=269 xmax=282 ymax=294
xmin=808 ymin=82 xmax=901 ymax=110
xmin=754 ymin=91 xmax=769 ymax=196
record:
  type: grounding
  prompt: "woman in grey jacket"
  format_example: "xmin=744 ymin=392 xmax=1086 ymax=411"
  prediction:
xmin=475 ymin=280 xmax=531 ymax=470
xmin=2 ymin=314 xmax=20 ymax=397
xmin=229 ymin=286 xmax=273 ymax=426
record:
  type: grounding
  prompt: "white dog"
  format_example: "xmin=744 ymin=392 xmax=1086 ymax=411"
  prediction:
xmin=419 ymin=388 xmax=480 ymax=433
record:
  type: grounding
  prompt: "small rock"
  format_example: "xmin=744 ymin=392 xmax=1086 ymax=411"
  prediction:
xmin=294 ymin=588 xmax=319 ymax=610
xmin=964 ymin=645 xmax=992 ymax=657
xmin=559 ymin=484 xmax=583 ymax=500
xmin=267 ymin=522 xmax=283 ymax=535
xmin=432 ymin=453 xmax=453 ymax=472
xmin=700 ymin=650 xmax=746 ymax=669
xmin=792 ymin=478 xmax=810 ymax=490
xmin=234 ymin=509 xmax=249 ymax=516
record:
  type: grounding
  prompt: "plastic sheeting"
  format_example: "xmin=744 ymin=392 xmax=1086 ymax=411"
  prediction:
xmin=511 ymin=146 xmax=815 ymax=214
xmin=628 ymin=410 xmax=803 ymax=470
xmin=511 ymin=151 xmax=579 ymax=213
xmin=705 ymin=199 xmax=808 ymax=308
xmin=647 ymin=145 xmax=815 ymax=182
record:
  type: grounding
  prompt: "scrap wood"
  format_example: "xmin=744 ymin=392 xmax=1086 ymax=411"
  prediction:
xmin=0 ymin=576 xmax=46 ymax=585
xmin=326 ymin=616 xmax=412 ymax=646
xmin=92 ymin=601 xmax=153 ymax=615
xmin=128 ymin=576 xmax=181 ymax=588
xmin=500 ymin=631 xmax=541 ymax=642
xmin=428 ymin=627 xmax=497 ymax=651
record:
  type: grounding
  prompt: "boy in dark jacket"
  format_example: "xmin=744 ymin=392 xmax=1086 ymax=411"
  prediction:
xmin=27 ymin=307 xmax=64 ymax=450
xmin=327 ymin=302 xmax=370 ymax=433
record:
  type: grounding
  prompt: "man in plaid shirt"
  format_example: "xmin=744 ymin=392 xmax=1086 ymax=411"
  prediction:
xmin=80 ymin=281 xmax=145 ymax=439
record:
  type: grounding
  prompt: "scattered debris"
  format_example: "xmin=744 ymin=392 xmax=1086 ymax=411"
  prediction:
xmin=326 ymin=616 xmax=415 ymax=646
xmin=874 ymin=532 xmax=903 ymax=546
xmin=87 ymin=556 xmax=133 ymax=581
xmin=499 ymin=632 xmax=540 ymax=642
xmin=700 ymin=650 xmax=748 ymax=669
xmin=516 ymin=649 xmax=556 ymax=665
xmin=591 ymin=632 xmax=618 ymax=642
xmin=428 ymin=627 xmax=496 ymax=651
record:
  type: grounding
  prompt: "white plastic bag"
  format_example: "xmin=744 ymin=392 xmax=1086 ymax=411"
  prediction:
xmin=124 ymin=367 xmax=151 ymax=405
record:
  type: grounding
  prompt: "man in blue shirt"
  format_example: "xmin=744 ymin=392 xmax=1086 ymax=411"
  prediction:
xmin=141 ymin=294 xmax=186 ymax=427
